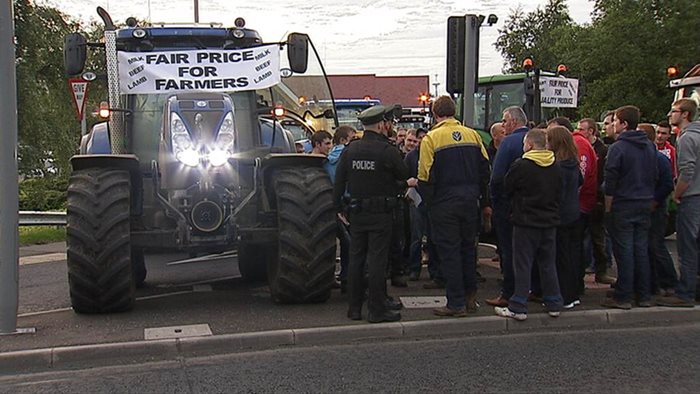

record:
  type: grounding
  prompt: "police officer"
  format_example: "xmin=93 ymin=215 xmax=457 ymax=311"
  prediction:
xmin=334 ymin=104 xmax=417 ymax=323
xmin=418 ymin=96 xmax=490 ymax=317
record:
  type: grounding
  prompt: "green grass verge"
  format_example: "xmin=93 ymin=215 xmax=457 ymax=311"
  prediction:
xmin=19 ymin=226 xmax=66 ymax=246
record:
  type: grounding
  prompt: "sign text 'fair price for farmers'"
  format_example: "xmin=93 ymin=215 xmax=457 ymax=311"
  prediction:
xmin=69 ymin=78 xmax=89 ymax=120
xmin=117 ymin=45 xmax=281 ymax=94
xmin=539 ymin=76 xmax=579 ymax=108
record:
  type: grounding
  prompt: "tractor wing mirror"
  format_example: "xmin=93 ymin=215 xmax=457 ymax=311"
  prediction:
xmin=64 ymin=33 xmax=87 ymax=76
xmin=287 ymin=33 xmax=309 ymax=74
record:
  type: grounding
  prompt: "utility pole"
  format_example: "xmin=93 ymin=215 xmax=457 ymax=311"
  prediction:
xmin=194 ymin=0 xmax=199 ymax=23
xmin=0 ymin=0 xmax=19 ymax=334
xmin=432 ymin=73 xmax=440 ymax=98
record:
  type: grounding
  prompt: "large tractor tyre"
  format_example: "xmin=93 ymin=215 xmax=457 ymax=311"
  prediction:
xmin=66 ymin=168 xmax=135 ymax=313
xmin=268 ymin=167 xmax=337 ymax=303
xmin=132 ymin=249 xmax=147 ymax=288
xmin=237 ymin=243 xmax=271 ymax=282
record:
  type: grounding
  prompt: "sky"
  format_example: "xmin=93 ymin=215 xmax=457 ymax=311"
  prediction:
xmin=38 ymin=0 xmax=596 ymax=95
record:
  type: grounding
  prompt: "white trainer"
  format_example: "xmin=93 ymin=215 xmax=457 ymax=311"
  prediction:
xmin=494 ymin=306 xmax=527 ymax=321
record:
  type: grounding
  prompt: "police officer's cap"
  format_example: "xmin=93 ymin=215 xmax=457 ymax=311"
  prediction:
xmin=357 ymin=104 xmax=403 ymax=125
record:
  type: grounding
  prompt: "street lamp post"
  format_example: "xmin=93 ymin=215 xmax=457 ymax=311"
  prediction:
xmin=0 ymin=0 xmax=35 ymax=336
xmin=432 ymin=74 xmax=440 ymax=98
xmin=194 ymin=0 xmax=199 ymax=23
xmin=0 ymin=0 xmax=19 ymax=334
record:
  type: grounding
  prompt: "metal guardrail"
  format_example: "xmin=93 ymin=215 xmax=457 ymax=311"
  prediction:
xmin=18 ymin=211 xmax=66 ymax=226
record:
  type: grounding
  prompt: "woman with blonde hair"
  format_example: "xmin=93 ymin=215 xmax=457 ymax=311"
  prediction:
xmin=547 ymin=126 xmax=583 ymax=309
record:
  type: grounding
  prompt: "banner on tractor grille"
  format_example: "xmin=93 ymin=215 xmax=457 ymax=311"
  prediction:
xmin=117 ymin=44 xmax=281 ymax=94
xmin=539 ymin=76 xmax=579 ymax=108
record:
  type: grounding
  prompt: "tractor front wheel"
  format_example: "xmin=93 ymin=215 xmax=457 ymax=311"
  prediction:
xmin=267 ymin=167 xmax=336 ymax=303
xmin=66 ymin=168 xmax=135 ymax=313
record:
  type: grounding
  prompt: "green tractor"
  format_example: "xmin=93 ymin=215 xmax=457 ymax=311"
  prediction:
xmin=446 ymin=15 xmax=578 ymax=143
xmin=63 ymin=8 xmax=338 ymax=313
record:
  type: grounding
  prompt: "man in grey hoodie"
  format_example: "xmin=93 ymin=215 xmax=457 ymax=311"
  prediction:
xmin=658 ymin=98 xmax=700 ymax=307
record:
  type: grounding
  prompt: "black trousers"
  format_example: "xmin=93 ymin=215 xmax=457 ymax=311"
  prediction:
xmin=429 ymin=199 xmax=479 ymax=310
xmin=348 ymin=211 xmax=393 ymax=315
xmin=575 ymin=213 xmax=590 ymax=295
xmin=389 ymin=203 xmax=407 ymax=277
xmin=557 ymin=222 xmax=580 ymax=304
xmin=590 ymin=203 xmax=609 ymax=275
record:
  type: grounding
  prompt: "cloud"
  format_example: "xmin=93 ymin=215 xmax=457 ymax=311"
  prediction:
xmin=38 ymin=0 xmax=594 ymax=93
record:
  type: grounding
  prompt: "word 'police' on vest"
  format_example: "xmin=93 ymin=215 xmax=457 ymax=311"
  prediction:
xmin=352 ymin=160 xmax=376 ymax=170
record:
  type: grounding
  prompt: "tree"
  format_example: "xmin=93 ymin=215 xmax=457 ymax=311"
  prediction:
xmin=495 ymin=0 xmax=575 ymax=73
xmin=14 ymin=0 xmax=80 ymax=177
xmin=494 ymin=0 xmax=700 ymax=122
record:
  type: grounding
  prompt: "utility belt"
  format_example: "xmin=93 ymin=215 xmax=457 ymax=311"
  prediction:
xmin=348 ymin=196 xmax=400 ymax=214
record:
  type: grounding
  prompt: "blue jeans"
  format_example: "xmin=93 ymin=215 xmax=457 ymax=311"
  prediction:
xmin=509 ymin=226 xmax=563 ymax=314
xmin=648 ymin=203 xmax=678 ymax=291
xmin=675 ymin=195 xmax=700 ymax=301
xmin=608 ymin=206 xmax=652 ymax=303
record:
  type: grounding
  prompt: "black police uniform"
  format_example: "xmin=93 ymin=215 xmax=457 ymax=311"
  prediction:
xmin=333 ymin=106 xmax=409 ymax=323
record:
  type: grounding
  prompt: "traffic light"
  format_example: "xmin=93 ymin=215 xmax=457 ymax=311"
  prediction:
xmin=419 ymin=93 xmax=429 ymax=104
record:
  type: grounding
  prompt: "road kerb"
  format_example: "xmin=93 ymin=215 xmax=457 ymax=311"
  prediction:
xmin=51 ymin=339 xmax=179 ymax=369
xmin=1 ymin=307 xmax=699 ymax=374
xmin=0 ymin=348 xmax=52 ymax=374
xmin=402 ymin=316 xmax=507 ymax=338
xmin=504 ymin=309 xmax=609 ymax=331
xmin=294 ymin=323 xmax=404 ymax=345
xmin=606 ymin=306 xmax=700 ymax=325
xmin=178 ymin=330 xmax=295 ymax=357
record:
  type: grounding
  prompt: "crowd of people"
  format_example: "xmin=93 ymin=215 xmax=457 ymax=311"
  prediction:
xmin=307 ymin=95 xmax=700 ymax=323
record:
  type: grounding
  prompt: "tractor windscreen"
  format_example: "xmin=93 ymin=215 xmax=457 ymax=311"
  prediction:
xmin=472 ymin=81 xmax=556 ymax=132
xmin=118 ymin=30 xmax=335 ymax=158
xmin=257 ymin=37 xmax=337 ymax=138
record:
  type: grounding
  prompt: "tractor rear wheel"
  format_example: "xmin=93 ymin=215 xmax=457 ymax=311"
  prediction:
xmin=268 ymin=167 xmax=336 ymax=303
xmin=66 ymin=168 xmax=135 ymax=313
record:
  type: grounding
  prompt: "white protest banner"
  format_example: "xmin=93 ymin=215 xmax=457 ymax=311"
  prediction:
xmin=539 ymin=76 xmax=579 ymax=108
xmin=117 ymin=44 xmax=281 ymax=94
xmin=68 ymin=78 xmax=89 ymax=120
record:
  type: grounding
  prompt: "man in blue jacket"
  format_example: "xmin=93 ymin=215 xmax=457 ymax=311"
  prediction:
xmin=602 ymin=105 xmax=658 ymax=309
xmin=486 ymin=106 xmax=529 ymax=308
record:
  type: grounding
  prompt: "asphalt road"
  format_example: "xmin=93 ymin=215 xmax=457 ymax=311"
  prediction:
xmin=18 ymin=251 xmax=242 ymax=314
xmin=2 ymin=323 xmax=698 ymax=393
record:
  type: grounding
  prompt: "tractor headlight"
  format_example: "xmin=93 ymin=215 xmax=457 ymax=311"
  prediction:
xmin=171 ymin=112 xmax=200 ymax=167
xmin=208 ymin=112 xmax=235 ymax=166
xmin=178 ymin=149 xmax=201 ymax=167
xmin=215 ymin=112 xmax=235 ymax=148
xmin=208 ymin=149 xmax=229 ymax=167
